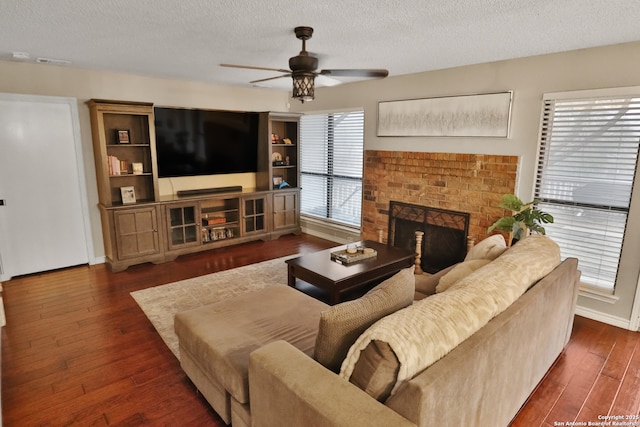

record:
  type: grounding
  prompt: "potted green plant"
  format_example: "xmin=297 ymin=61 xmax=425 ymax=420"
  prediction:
xmin=487 ymin=194 xmax=554 ymax=243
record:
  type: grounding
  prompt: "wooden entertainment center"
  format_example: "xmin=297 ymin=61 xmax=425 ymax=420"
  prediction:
xmin=88 ymin=99 xmax=301 ymax=272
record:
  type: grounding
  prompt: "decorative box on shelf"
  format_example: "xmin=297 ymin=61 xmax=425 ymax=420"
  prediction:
xmin=203 ymin=217 xmax=227 ymax=226
xmin=330 ymin=248 xmax=377 ymax=265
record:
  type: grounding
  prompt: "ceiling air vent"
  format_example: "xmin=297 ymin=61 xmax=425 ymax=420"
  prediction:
xmin=36 ymin=57 xmax=71 ymax=65
xmin=11 ymin=52 xmax=30 ymax=61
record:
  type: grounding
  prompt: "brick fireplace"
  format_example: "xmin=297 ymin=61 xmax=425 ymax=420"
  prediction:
xmin=362 ymin=151 xmax=518 ymax=246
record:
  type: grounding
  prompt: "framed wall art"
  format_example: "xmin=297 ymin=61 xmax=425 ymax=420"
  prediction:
xmin=377 ymin=91 xmax=513 ymax=137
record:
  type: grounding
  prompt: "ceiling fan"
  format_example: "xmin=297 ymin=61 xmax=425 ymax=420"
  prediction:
xmin=221 ymin=26 xmax=389 ymax=103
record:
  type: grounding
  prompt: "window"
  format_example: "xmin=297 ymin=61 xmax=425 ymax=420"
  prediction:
xmin=299 ymin=111 xmax=364 ymax=228
xmin=535 ymin=95 xmax=640 ymax=291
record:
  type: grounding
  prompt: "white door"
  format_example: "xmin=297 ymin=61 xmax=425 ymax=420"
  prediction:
xmin=0 ymin=94 xmax=90 ymax=280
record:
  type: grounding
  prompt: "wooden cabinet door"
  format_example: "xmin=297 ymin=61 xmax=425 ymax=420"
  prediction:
xmin=273 ymin=190 xmax=299 ymax=231
xmin=114 ymin=207 xmax=160 ymax=259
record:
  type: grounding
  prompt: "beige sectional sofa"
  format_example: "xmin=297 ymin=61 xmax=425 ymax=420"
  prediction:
xmin=175 ymin=235 xmax=581 ymax=427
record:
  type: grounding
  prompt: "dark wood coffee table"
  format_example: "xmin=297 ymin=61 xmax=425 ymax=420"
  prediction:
xmin=285 ymin=240 xmax=415 ymax=304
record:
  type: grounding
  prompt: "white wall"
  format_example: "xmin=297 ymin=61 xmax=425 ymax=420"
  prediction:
xmin=291 ymin=41 xmax=640 ymax=328
xmin=0 ymin=61 xmax=290 ymax=262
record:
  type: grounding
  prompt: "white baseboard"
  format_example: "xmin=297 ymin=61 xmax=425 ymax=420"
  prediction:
xmin=90 ymin=256 xmax=106 ymax=265
xmin=575 ymin=305 xmax=632 ymax=330
xmin=302 ymin=227 xmax=351 ymax=244
xmin=300 ymin=216 xmax=360 ymax=244
xmin=0 ymin=294 xmax=5 ymax=327
xmin=0 ymin=282 xmax=5 ymax=326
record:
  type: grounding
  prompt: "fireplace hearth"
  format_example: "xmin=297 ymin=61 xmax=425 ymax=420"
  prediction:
xmin=388 ymin=201 xmax=470 ymax=274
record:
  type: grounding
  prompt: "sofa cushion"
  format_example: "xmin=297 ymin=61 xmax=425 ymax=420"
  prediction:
xmin=435 ymin=259 xmax=492 ymax=293
xmin=465 ymin=234 xmax=507 ymax=261
xmin=174 ymin=285 xmax=328 ymax=405
xmin=313 ymin=267 xmax=415 ymax=372
xmin=341 ymin=235 xmax=561 ymax=397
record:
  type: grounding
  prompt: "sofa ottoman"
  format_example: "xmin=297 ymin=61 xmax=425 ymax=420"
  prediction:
xmin=174 ymin=285 xmax=329 ymax=426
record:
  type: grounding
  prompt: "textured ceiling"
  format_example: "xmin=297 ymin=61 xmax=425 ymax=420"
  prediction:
xmin=2 ymin=0 xmax=640 ymax=92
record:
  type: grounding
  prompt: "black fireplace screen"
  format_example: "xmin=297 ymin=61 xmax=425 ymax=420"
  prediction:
xmin=388 ymin=201 xmax=470 ymax=274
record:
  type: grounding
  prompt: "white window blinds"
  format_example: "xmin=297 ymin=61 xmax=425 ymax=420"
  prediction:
xmin=536 ymin=96 xmax=640 ymax=291
xmin=300 ymin=111 xmax=364 ymax=227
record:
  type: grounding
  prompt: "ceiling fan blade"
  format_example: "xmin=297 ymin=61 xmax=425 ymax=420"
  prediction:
xmin=221 ymin=63 xmax=291 ymax=74
xmin=250 ymin=74 xmax=291 ymax=84
xmin=315 ymin=75 xmax=342 ymax=87
xmin=319 ymin=69 xmax=389 ymax=78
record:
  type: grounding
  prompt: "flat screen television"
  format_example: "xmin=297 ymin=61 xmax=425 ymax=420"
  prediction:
xmin=154 ymin=107 xmax=260 ymax=177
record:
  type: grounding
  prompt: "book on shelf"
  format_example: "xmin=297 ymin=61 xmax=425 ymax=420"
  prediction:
xmin=203 ymin=217 xmax=227 ymax=226
xmin=107 ymin=156 xmax=129 ymax=176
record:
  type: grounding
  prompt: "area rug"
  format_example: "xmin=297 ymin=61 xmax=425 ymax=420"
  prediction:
xmin=130 ymin=255 xmax=295 ymax=358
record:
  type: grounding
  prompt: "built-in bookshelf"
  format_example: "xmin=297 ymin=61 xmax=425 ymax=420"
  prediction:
xmin=88 ymin=101 xmax=301 ymax=272
xmin=257 ymin=112 xmax=300 ymax=191
xmin=87 ymin=100 xmax=159 ymax=206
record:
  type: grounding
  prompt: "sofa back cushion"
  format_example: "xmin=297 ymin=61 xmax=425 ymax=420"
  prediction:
xmin=415 ymin=234 xmax=506 ymax=299
xmin=435 ymin=259 xmax=491 ymax=293
xmin=313 ymin=267 xmax=415 ymax=372
xmin=465 ymin=234 xmax=507 ymax=261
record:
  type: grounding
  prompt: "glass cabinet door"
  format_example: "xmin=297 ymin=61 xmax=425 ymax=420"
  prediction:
xmin=244 ymin=197 xmax=266 ymax=234
xmin=168 ymin=204 xmax=198 ymax=248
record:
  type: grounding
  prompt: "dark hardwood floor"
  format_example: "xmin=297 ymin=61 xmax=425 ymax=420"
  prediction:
xmin=510 ymin=310 xmax=640 ymax=426
xmin=1 ymin=234 xmax=639 ymax=426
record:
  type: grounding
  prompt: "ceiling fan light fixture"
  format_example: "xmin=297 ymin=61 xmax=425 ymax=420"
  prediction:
xmin=222 ymin=26 xmax=388 ymax=102
xmin=292 ymin=71 xmax=315 ymax=103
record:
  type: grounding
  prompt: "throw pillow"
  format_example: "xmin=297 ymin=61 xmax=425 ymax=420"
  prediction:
xmin=313 ymin=266 xmax=415 ymax=372
xmin=349 ymin=340 xmax=400 ymax=402
xmin=465 ymin=234 xmax=507 ymax=261
xmin=414 ymin=264 xmax=456 ymax=298
xmin=435 ymin=259 xmax=492 ymax=293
